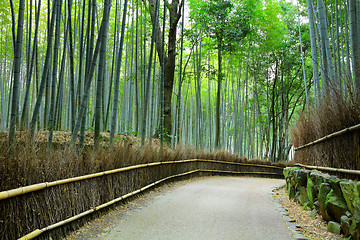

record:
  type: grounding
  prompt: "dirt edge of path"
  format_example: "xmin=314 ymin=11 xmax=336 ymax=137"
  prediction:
xmin=272 ymin=185 xmax=346 ymax=240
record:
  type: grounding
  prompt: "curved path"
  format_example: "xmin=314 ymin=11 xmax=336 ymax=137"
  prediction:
xmin=101 ymin=177 xmax=293 ymax=240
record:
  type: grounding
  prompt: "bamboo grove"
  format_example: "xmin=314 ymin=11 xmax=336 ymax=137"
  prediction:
xmin=1 ymin=0 xmax=359 ymax=161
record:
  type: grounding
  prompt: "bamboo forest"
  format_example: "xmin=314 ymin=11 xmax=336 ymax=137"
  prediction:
xmin=1 ymin=0 xmax=359 ymax=162
xmin=2 ymin=0 xmax=360 ymax=239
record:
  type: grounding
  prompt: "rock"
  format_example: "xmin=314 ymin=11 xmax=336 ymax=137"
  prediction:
xmin=284 ymin=216 xmax=296 ymax=222
xmin=348 ymin=203 xmax=360 ymax=240
xmin=349 ymin=218 xmax=360 ymax=240
xmin=285 ymin=180 xmax=292 ymax=193
xmin=327 ymin=221 xmax=341 ymax=235
xmin=352 ymin=182 xmax=360 ymax=215
xmin=353 ymin=204 xmax=360 ymax=222
xmin=283 ymin=167 xmax=295 ymax=179
xmin=325 ymin=174 xmax=338 ymax=183
xmin=325 ymin=188 xmax=348 ymax=222
xmin=340 ymin=181 xmax=356 ymax=214
xmin=295 ymin=191 xmax=301 ymax=203
xmin=287 ymin=224 xmax=299 ymax=231
xmin=355 ymin=182 xmax=360 ymax=199
xmin=292 ymin=232 xmax=310 ymax=240
xmin=279 ymin=210 xmax=289 ymax=216
xmin=284 ymin=167 xmax=300 ymax=187
xmin=329 ymin=178 xmax=342 ymax=190
xmin=314 ymin=200 xmax=319 ymax=209
xmin=294 ymin=170 xmax=308 ymax=187
xmin=307 ymin=178 xmax=316 ymax=208
xmin=309 ymin=172 xmax=325 ymax=189
xmin=288 ymin=184 xmax=296 ymax=199
xmin=318 ymin=183 xmax=332 ymax=221
xmin=283 ymin=167 xmax=289 ymax=179
xmin=341 ymin=215 xmax=351 ymax=237
xmin=298 ymin=186 xmax=308 ymax=206
xmin=309 ymin=172 xmax=334 ymax=194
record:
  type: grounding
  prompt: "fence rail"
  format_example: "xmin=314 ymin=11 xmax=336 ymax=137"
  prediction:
xmin=294 ymin=123 xmax=360 ymax=151
xmin=294 ymin=163 xmax=360 ymax=175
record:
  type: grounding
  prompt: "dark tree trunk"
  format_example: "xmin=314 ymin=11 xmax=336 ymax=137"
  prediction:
xmin=9 ymin=0 xmax=25 ymax=146
xmin=148 ymin=0 xmax=183 ymax=143
xmin=30 ymin=0 xmax=58 ymax=140
xmin=215 ymin=39 xmax=222 ymax=149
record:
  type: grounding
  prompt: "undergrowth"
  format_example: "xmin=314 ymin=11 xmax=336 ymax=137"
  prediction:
xmin=1 ymin=140 xmax=244 ymax=191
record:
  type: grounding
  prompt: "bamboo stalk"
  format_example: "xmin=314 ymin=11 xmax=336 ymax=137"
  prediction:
xmin=295 ymin=123 xmax=360 ymax=151
xmin=17 ymin=229 xmax=42 ymax=240
xmin=0 ymin=183 xmax=47 ymax=200
xmin=1 ymin=159 xmax=284 ymax=201
xmin=295 ymin=163 xmax=360 ymax=175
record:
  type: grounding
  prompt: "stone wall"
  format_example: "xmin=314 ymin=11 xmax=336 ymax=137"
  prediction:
xmin=284 ymin=167 xmax=360 ymax=239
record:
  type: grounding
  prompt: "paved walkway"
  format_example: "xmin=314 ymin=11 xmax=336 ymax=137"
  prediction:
xmin=101 ymin=177 xmax=293 ymax=240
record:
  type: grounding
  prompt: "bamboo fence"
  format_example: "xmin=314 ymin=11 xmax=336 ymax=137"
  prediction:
xmin=18 ymin=170 xmax=200 ymax=240
xmin=0 ymin=159 xmax=284 ymax=240
xmin=295 ymin=123 xmax=360 ymax=151
xmin=294 ymin=163 xmax=360 ymax=175
xmin=0 ymin=159 xmax=283 ymax=201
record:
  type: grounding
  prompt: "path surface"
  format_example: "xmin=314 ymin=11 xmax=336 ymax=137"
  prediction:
xmin=99 ymin=177 xmax=293 ymax=240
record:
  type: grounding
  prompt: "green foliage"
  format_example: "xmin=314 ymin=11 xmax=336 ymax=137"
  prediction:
xmin=189 ymin=0 xmax=250 ymax=51
xmin=0 ymin=0 xmax=12 ymax=30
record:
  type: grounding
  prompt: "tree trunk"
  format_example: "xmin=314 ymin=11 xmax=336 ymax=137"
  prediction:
xmin=174 ymin=3 xmax=185 ymax=147
xmin=306 ymin=0 xmax=320 ymax=105
xmin=141 ymin=0 xmax=159 ymax=146
xmin=349 ymin=0 xmax=360 ymax=94
xmin=94 ymin=0 xmax=110 ymax=148
xmin=30 ymin=0 xmax=58 ymax=141
xmin=159 ymin=5 xmax=166 ymax=147
xmin=20 ymin=0 xmax=41 ymax=130
xmin=215 ymin=39 xmax=222 ymax=149
xmin=48 ymin=0 xmax=63 ymax=145
xmin=68 ymin=0 xmax=76 ymax=131
xmin=9 ymin=0 xmax=25 ymax=146
xmin=318 ymin=0 xmax=336 ymax=94
xmin=297 ymin=0 xmax=309 ymax=111
xmin=148 ymin=0 xmax=183 ymax=143
xmin=109 ymin=0 xmax=128 ymax=145
xmin=71 ymin=0 xmax=111 ymax=146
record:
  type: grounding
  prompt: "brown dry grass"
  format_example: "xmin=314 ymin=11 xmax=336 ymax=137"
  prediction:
xmin=291 ymin=93 xmax=360 ymax=170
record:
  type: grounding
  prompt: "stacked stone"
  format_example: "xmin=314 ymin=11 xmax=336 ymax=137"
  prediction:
xmin=284 ymin=167 xmax=360 ymax=239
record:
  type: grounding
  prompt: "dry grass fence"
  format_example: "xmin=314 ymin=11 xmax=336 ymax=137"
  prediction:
xmin=291 ymin=94 xmax=360 ymax=170
xmin=0 ymin=141 xmax=287 ymax=240
xmin=293 ymin=123 xmax=360 ymax=180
